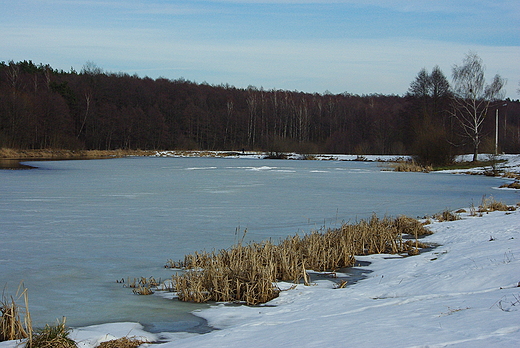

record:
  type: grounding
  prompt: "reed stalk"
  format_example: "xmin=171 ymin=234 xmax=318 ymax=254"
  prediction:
xmin=0 ymin=284 xmax=32 ymax=342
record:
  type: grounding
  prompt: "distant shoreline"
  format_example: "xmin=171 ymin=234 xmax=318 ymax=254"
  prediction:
xmin=0 ymin=148 xmax=383 ymax=169
xmin=0 ymin=148 xmax=157 ymax=160
xmin=0 ymin=149 xmax=158 ymax=169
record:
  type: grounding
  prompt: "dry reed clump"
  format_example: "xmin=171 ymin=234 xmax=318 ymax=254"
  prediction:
xmin=96 ymin=336 xmax=147 ymax=348
xmin=502 ymin=171 xmax=520 ymax=179
xmin=165 ymin=214 xmax=430 ymax=305
xmin=394 ymin=215 xmax=433 ymax=236
xmin=434 ymin=209 xmax=461 ymax=222
xmin=499 ymin=181 xmax=520 ymax=189
xmin=0 ymin=148 xmax=20 ymax=159
xmin=0 ymin=286 xmax=32 ymax=342
xmin=479 ymin=197 xmax=516 ymax=213
xmin=387 ymin=161 xmax=432 ymax=173
xmin=125 ymin=277 xmax=159 ymax=295
xmin=0 ymin=148 xmax=156 ymax=159
xmin=27 ymin=318 xmax=76 ymax=348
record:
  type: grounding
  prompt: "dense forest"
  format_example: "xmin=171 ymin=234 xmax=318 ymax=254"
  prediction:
xmin=1 ymin=60 xmax=519 ymax=164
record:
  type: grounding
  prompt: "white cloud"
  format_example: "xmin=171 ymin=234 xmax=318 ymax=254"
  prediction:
xmin=3 ymin=1 xmax=519 ymax=97
xmin=3 ymin=22 xmax=518 ymax=97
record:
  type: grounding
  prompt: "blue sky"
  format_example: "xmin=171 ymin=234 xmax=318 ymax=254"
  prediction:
xmin=1 ymin=0 xmax=519 ymax=97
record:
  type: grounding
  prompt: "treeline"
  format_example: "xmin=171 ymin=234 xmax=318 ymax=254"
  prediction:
xmin=1 ymin=60 xmax=519 ymax=162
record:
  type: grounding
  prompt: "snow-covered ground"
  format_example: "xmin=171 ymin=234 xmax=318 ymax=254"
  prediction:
xmin=162 ymin=209 xmax=520 ymax=348
xmin=444 ymin=154 xmax=520 ymax=175
xmin=154 ymin=150 xmax=409 ymax=162
xmin=154 ymin=150 xmax=520 ymax=174
xmin=1 ymin=154 xmax=519 ymax=348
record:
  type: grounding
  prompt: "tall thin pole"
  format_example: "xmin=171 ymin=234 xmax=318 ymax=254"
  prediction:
xmin=495 ymin=108 xmax=499 ymax=155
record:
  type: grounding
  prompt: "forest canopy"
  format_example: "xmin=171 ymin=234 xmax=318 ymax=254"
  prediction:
xmin=1 ymin=59 xmax=518 ymax=165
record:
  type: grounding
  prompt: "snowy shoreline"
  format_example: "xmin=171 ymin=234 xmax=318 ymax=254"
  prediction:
xmin=2 ymin=207 xmax=517 ymax=348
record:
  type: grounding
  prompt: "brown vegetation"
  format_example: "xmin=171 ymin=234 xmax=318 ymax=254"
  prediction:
xmin=27 ymin=318 xmax=76 ymax=348
xmin=1 ymin=288 xmax=78 ymax=348
xmin=0 ymin=286 xmax=31 ymax=342
xmin=387 ymin=160 xmax=432 ymax=173
xmin=124 ymin=277 xmax=159 ymax=296
xmin=0 ymin=148 xmax=156 ymax=159
xmin=163 ymin=215 xmax=431 ymax=305
xmin=97 ymin=337 xmax=147 ymax=348
xmin=479 ymin=197 xmax=516 ymax=212
xmin=434 ymin=209 xmax=461 ymax=222
xmin=499 ymin=181 xmax=520 ymax=189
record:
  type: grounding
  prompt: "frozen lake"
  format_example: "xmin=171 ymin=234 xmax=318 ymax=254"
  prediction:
xmin=1 ymin=156 xmax=518 ymax=332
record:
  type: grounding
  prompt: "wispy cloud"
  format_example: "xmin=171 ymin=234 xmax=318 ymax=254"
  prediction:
xmin=2 ymin=0 xmax=519 ymax=97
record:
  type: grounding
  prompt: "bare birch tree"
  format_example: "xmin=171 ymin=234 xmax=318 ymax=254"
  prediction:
xmin=451 ymin=52 xmax=505 ymax=161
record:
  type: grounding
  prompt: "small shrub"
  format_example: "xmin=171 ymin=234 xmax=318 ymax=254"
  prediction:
xmin=28 ymin=318 xmax=76 ymax=348
xmin=97 ymin=336 xmax=147 ymax=348
xmin=412 ymin=123 xmax=455 ymax=168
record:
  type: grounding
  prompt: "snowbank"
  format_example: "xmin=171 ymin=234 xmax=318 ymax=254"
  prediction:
xmin=155 ymin=209 xmax=520 ymax=348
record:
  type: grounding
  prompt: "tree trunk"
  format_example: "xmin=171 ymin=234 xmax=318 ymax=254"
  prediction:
xmin=472 ymin=141 xmax=479 ymax=162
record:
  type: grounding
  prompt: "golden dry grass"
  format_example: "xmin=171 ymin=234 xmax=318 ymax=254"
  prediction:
xmin=0 ymin=148 xmax=156 ymax=159
xmin=27 ymin=318 xmax=76 ymax=348
xmin=434 ymin=209 xmax=461 ymax=222
xmin=0 ymin=297 xmax=29 ymax=341
xmin=479 ymin=197 xmax=516 ymax=212
xmin=125 ymin=277 xmax=158 ymax=295
xmin=0 ymin=286 xmax=31 ymax=342
xmin=387 ymin=161 xmax=432 ymax=173
xmin=499 ymin=181 xmax=520 ymax=189
xmin=97 ymin=336 xmax=147 ymax=348
xmin=502 ymin=171 xmax=520 ymax=179
xmin=163 ymin=214 xmax=429 ymax=305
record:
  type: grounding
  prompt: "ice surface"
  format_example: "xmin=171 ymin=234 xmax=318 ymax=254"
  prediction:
xmin=0 ymin=155 xmax=519 ymax=346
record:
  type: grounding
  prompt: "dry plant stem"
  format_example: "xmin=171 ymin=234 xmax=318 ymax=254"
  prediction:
xmin=479 ymin=196 xmax=516 ymax=212
xmin=0 ymin=284 xmax=32 ymax=342
xmin=166 ymin=214 xmax=429 ymax=305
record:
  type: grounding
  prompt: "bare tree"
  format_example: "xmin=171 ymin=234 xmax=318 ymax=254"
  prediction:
xmin=451 ymin=52 xmax=505 ymax=161
xmin=81 ymin=61 xmax=103 ymax=75
xmin=78 ymin=91 xmax=92 ymax=138
xmin=246 ymin=87 xmax=257 ymax=146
